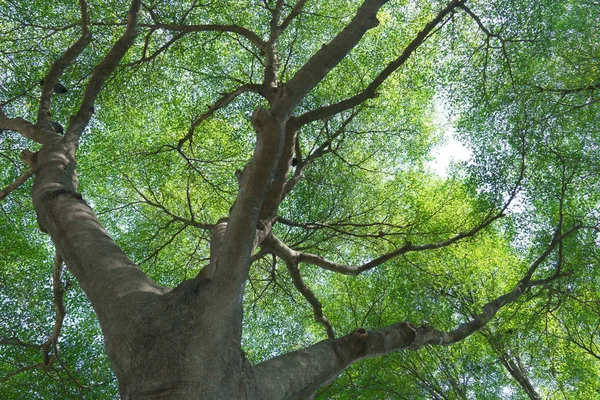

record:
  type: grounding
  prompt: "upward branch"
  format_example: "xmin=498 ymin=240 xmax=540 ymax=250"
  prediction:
xmin=31 ymin=0 xmax=166 ymax=327
xmin=295 ymin=0 xmax=464 ymax=127
xmin=66 ymin=0 xmax=143 ymax=143
xmin=280 ymin=0 xmax=307 ymax=32
xmin=37 ymin=0 xmax=92 ymax=133
xmin=273 ymin=0 xmax=389 ymax=116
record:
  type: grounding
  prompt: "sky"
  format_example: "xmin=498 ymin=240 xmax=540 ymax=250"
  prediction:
xmin=427 ymin=97 xmax=472 ymax=177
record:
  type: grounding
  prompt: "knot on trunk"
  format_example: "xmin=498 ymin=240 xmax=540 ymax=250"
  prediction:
xmin=406 ymin=323 xmax=437 ymax=350
xmin=20 ymin=149 xmax=39 ymax=170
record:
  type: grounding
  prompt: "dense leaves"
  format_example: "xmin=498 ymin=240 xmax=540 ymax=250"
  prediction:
xmin=1 ymin=0 xmax=599 ymax=398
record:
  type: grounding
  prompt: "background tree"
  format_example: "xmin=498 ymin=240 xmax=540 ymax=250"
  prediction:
xmin=1 ymin=0 xmax=598 ymax=398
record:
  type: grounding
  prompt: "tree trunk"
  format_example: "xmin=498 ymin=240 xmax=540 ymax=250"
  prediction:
xmin=104 ymin=280 xmax=252 ymax=400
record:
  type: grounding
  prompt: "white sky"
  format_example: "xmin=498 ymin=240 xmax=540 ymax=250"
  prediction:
xmin=427 ymin=98 xmax=472 ymax=176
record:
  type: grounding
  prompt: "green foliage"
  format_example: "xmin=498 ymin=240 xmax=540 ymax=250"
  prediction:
xmin=1 ymin=0 xmax=599 ymax=398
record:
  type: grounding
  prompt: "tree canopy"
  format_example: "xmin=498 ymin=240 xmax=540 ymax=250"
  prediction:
xmin=1 ymin=0 xmax=599 ymax=398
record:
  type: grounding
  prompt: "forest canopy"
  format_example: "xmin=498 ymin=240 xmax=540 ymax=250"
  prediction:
xmin=0 ymin=0 xmax=599 ymax=399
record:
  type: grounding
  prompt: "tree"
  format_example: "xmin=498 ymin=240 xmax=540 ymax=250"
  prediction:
xmin=1 ymin=0 xmax=599 ymax=398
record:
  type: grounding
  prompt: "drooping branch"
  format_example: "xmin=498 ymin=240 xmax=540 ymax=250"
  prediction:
xmin=294 ymin=0 xmax=463 ymax=127
xmin=139 ymin=23 xmax=266 ymax=52
xmin=0 ymin=253 xmax=67 ymax=382
xmin=287 ymin=261 xmax=336 ymax=339
xmin=66 ymin=0 xmax=143 ymax=142
xmin=263 ymin=234 xmax=335 ymax=338
xmin=42 ymin=253 xmax=67 ymax=367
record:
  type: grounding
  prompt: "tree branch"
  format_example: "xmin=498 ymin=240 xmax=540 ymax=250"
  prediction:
xmin=37 ymin=0 xmax=92 ymax=133
xmin=273 ymin=0 xmax=389 ymax=116
xmin=252 ymin=324 xmax=416 ymax=400
xmin=140 ymin=23 xmax=266 ymax=51
xmin=292 ymin=211 xmax=505 ymax=275
xmin=40 ymin=252 xmax=67 ymax=369
xmin=262 ymin=234 xmax=335 ymax=338
xmin=66 ymin=0 xmax=143 ymax=141
xmin=30 ymin=0 xmax=169 ymax=333
xmin=408 ymin=224 xmax=582 ymax=349
xmin=125 ymin=31 xmax=187 ymax=66
xmin=211 ymin=108 xmax=283 ymax=289
xmin=177 ymin=83 xmax=262 ymax=150
xmin=262 ymin=1 xmax=285 ymax=98
xmin=0 ymin=168 xmax=34 ymax=201
xmin=283 ymin=109 xmax=359 ymax=199
xmin=485 ymin=337 xmax=542 ymax=400
xmin=294 ymin=0 xmax=463 ymax=127
xmin=0 ymin=110 xmax=42 ymax=143
xmin=280 ymin=0 xmax=307 ymax=32
xmin=252 ymin=223 xmax=582 ymax=399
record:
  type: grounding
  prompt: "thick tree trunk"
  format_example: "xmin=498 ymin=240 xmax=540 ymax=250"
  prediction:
xmin=17 ymin=1 xmax=538 ymax=397
xmin=29 ymin=136 xmax=251 ymax=399
xmin=105 ymin=280 xmax=252 ymax=400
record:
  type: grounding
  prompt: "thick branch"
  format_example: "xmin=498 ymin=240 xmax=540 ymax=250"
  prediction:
xmin=294 ymin=0 xmax=463 ymax=127
xmin=213 ymin=108 xmax=284 ymax=287
xmin=273 ymin=0 xmax=389 ymax=116
xmin=31 ymin=1 xmax=166 ymax=326
xmin=66 ymin=0 xmax=143 ymax=141
xmin=37 ymin=0 xmax=92 ymax=132
xmin=258 ymin=122 xmax=298 ymax=220
xmin=253 ymin=224 xmax=581 ymax=399
xmin=252 ymin=324 xmax=415 ymax=400
xmin=0 ymin=109 xmax=43 ymax=143
xmin=197 ymin=218 xmax=227 ymax=280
